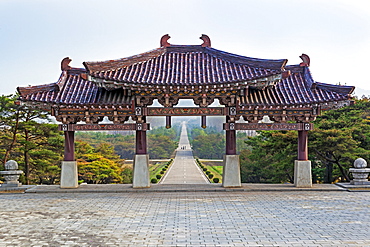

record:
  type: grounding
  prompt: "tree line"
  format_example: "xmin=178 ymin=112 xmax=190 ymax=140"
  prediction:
xmin=242 ymin=99 xmax=370 ymax=183
xmin=188 ymin=98 xmax=370 ymax=184
xmin=2 ymin=93 xmax=369 ymax=185
xmin=0 ymin=94 xmax=179 ymax=185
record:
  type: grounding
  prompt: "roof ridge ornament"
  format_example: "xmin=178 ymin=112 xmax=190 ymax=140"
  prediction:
xmin=299 ymin=54 xmax=310 ymax=67
xmin=160 ymin=34 xmax=171 ymax=47
xmin=200 ymin=34 xmax=211 ymax=47
xmin=61 ymin=57 xmax=72 ymax=71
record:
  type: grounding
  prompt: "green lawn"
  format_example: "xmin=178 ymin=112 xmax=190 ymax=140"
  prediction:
xmin=196 ymin=160 xmax=223 ymax=183
xmin=208 ymin=166 xmax=223 ymax=175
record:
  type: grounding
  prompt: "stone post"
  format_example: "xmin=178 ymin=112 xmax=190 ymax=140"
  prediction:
xmin=294 ymin=129 xmax=312 ymax=187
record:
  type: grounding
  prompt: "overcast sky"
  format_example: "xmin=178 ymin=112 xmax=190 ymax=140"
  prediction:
xmin=1 ymin=0 xmax=370 ymax=96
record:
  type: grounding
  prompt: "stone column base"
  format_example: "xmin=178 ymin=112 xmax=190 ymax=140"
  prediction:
xmin=294 ymin=160 xmax=312 ymax=188
xmin=222 ymin=155 xmax=241 ymax=188
xmin=60 ymin=161 xmax=78 ymax=188
xmin=133 ymin=154 xmax=150 ymax=188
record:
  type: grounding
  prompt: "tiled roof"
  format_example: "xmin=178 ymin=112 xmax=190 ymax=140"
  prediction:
xmin=18 ymin=64 xmax=354 ymax=109
xmin=84 ymin=45 xmax=287 ymax=86
xmin=17 ymin=69 xmax=133 ymax=106
xmin=240 ymin=65 xmax=354 ymax=106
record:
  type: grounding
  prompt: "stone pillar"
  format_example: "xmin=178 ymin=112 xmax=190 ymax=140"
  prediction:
xmin=133 ymin=154 xmax=150 ymax=188
xmin=60 ymin=161 xmax=78 ymax=188
xmin=133 ymin=128 xmax=150 ymax=188
xmin=60 ymin=130 xmax=78 ymax=188
xmin=222 ymin=155 xmax=241 ymax=187
xmin=294 ymin=130 xmax=312 ymax=187
xmin=223 ymin=118 xmax=241 ymax=187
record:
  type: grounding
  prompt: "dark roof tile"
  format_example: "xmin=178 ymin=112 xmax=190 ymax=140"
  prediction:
xmin=240 ymin=65 xmax=354 ymax=106
xmin=17 ymin=70 xmax=133 ymax=106
xmin=84 ymin=45 xmax=287 ymax=86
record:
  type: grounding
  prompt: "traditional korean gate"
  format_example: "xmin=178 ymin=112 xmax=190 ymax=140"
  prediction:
xmin=17 ymin=34 xmax=354 ymax=189
xmin=57 ymin=107 xmax=314 ymax=189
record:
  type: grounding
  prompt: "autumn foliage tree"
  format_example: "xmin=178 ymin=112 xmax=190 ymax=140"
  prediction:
xmin=76 ymin=142 xmax=125 ymax=184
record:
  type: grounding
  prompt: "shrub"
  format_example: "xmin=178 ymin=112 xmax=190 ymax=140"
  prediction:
xmin=151 ymin=178 xmax=158 ymax=183
xmin=160 ymin=171 xmax=164 ymax=174
xmin=213 ymin=178 xmax=219 ymax=183
xmin=156 ymin=174 xmax=162 ymax=179
xmin=208 ymin=174 xmax=214 ymax=179
xmin=162 ymin=168 xmax=167 ymax=171
xmin=206 ymin=171 xmax=210 ymax=175
xmin=203 ymin=168 xmax=207 ymax=171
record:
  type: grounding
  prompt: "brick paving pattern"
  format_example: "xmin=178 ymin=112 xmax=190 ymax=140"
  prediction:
xmin=1 ymin=191 xmax=369 ymax=246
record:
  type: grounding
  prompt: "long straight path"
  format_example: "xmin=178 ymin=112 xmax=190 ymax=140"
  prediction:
xmin=161 ymin=122 xmax=209 ymax=184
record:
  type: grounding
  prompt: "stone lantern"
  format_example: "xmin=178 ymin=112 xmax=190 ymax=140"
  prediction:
xmin=349 ymin=158 xmax=370 ymax=185
xmin=0 ymin=160 xmax=23 ymax=187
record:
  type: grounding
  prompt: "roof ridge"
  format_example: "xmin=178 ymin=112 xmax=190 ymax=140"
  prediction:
xmin=204 ymin=47 xmax=287 ymax=71
xmin=315 ymin=82 xmax=355 ymax=95
xmin=17 ymin=83 xmax=58 ymax=98
xmin=84 ymin=47 xmax=166 ymax=72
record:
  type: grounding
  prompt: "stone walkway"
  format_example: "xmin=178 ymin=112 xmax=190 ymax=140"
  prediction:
xmin=1 ymin=190 xmax=369 ymax=246
xmin=161 ymin=122 xmax=209 ymax=184
xmin=1 ymin=124 xmax=370 ymax=246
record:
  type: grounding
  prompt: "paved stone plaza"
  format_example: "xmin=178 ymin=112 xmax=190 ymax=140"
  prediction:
xmin=0 ymin=190 xmax=369 ymax=246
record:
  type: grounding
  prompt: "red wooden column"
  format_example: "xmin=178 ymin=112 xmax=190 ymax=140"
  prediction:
xmin=298 ymin=130 xmax=308 ymax=160
xmin=135 ymin=129 xmax=147 ymax=154
xmin=226 ymin=129 xmax=236 ymax=155
xmin=225 ymin=116 xmax=236 ymax=155
xmin=64 ymin=131 xmax=75 ymax=161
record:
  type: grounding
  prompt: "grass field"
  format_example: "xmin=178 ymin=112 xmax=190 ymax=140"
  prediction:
xmin=149 ymin=159 xmax=173 ymax=183
xmin=197 ymin=160 xmax=223 ymax=183
xmin=208 ymin=165 xmax=223 ymax=175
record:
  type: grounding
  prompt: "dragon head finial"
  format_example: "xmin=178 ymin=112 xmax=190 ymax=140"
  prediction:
xmin=200 ymin=34 xmax=211 ymax=47
xmin=61 ymin=57 xmax=72 ymax=71
xmin=299 ymin=54 xmax=310 ymax=67
xmin=160 ymin=34 xmax=171 ymax=47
